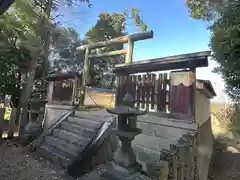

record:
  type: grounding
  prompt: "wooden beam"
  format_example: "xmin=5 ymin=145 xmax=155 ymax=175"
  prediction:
xmin=71 ymin=79 xmax=76 ymax=105
xmin=113 ymin=51 xmax=211 ymax=74
xmin=116 ymin=51 xmax=211 ymax=68
xmin=76 ymin=30 xmax=153 ymax=50
xmin=189 ymin=68 xmax=196 ymax=121
xmin=47 ymin=81 xmax=54 ymax=102
xmin=79 ymin=48 xmax=90 ymax=106
xmin=125 ymin=38 xmax=134 ymax=64
xmin=88 ymin=49 xmax=127 ymax=59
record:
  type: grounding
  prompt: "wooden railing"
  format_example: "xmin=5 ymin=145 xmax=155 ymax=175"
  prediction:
xmin=116 ymin=73 xmax=169 ymax=112
xmin=116 ymin=70 xmax=196 ymax=120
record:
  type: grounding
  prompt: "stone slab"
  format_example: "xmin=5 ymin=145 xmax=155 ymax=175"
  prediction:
xmin=138 ymin=114 xmax=197 ymax=131
xmin=74 ymin=110 xmax=114 ymax=123
xmin=45 ymin=136 xmax=80 ymax=158
xmin=133 ymin=134 xmax=177 ymax=151
xmin=68 ymin=116 xmax=102 ymax=129
xmin=137 ymin=117 xmax=197 ymax=141
xmin=132 ymin=144 xmax=169 ymax=177
xmin=61 ymin=121 xmax=96 ymax=140
xmin=53 ymin=128 xmax=89 ymax=147
xmin=37 ymin=144 xmax=72 ymax=168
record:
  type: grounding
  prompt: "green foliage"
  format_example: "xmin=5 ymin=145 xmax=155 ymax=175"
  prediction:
xmin=185 ymin=0 xmax=240 ymax=100
xmin=0 ymin=0 xmax=90 ymax=96
xmin=31 ymin=0 xmax=92 ymax=12
xmin=0 ymin=0 xmax=43 ymax=105
xmin=210 ymin=1 xmax=240 ymax=98
xmin=1 ymin=0 xmax=147 ymax=105
xmin=185 ymin=0 xmax=207 ymax=20
xmin=0 ymin=46 xmax=32 ymax=106
xmin=86 ymin=8 xmax=147 ymax=43
xmin=230 ymin=104 xmax=240 ymax=136
xmin=85 ymin=9 xmax=147 ymax=88
xmin=50 ymin=27 xmax=82 ymax=72
xmin=185 ymin=0 xmax=227 ymax=21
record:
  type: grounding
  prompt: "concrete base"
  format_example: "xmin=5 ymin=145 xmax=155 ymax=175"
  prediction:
xmin=197 ymin=118 xmax=214 ymax=180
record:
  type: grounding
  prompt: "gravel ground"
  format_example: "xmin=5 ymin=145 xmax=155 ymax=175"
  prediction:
xmin=209 ymin=146 xmax=240 ymax=180
xmin=1 ymin=139 xmax=240 ymax=180
xmin=0 ymin=140 xmax=73 ymax=180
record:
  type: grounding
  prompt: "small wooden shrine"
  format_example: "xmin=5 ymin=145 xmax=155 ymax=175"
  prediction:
xmin=45 ymin=71 xmax=81 ymax=106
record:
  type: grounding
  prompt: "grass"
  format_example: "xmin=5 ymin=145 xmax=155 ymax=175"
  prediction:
xmin=211 ymin=102 xmax=231 ymax=127
xmin=211 ymin=101 xmax=240 ymax=144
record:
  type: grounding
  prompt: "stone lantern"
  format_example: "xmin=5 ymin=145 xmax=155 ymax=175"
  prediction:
xmin=106 ymin=92 xmax=145 ymax=172
xmin=79 ymin=92 xmax=151 ymax=180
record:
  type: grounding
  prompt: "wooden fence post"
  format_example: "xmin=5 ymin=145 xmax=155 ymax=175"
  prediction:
xmin=80 ymin=47 xmax=90 ymax=106
xmin=0 ymin=108 xmax=4 ymax=138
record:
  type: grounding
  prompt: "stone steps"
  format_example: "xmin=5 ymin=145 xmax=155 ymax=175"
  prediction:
xmin=60 ymin=121 xmax=96 ymax=140
xmin=53 ymin=129 xmax=89 ymax=148
xmin=37 ymin=115 xmax=103 ymax=167
xmin=45 ymin=136 xmax=80 ymax=158
xmin=35 ymin=110 xmax=116 ymax=174
xmin=37 ymin=144 xmax=72 ymax=168
xmin=74 ymin=110 xmax=113 ymax=123
xmin=39 ymin=115 xmax=102 ymax=162
xmin=67 ymin=116 xmax=101 ymax=129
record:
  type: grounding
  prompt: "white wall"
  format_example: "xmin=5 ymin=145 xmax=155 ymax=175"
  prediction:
xmin=195 ymin=90 xmax=211 ymax=126
xmin=195 ymin=89 xmax=214 ymax=180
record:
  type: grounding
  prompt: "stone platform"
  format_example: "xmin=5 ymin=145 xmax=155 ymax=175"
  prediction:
xmin=32 ymin=108 xmax=117 ymax=176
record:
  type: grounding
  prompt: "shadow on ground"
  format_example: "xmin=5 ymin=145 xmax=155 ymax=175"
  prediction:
xmin=209 ymin=146 xmax=240 ymax=180
xmin=0 ymin=140 xmax=72 ymax=180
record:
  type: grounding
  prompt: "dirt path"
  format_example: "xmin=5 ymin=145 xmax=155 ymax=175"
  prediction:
xmin=209 ymin=146 xmax=240 ymax=180
xmin=0 ymin=140 xmax=72 ymax=180
xmin=1 ymin=138 xmax=240 ymax=180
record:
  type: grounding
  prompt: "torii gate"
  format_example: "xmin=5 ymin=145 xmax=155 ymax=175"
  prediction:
xmin=75 ymin=30 xmax=154 ymax=106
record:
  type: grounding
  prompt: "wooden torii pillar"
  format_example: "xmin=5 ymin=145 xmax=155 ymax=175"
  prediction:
xmin=76 ymin=30 xmax=154 ymax=106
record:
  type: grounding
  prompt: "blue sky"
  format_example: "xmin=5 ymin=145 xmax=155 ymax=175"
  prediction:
xmin=58 ymin=0 xmax=227 ymax=101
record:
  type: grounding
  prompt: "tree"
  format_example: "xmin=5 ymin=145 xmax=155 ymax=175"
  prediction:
xmin=14 ymin=0 xmax=91 ymax=126
xmin=184 ymin=0 xmax=227 ymax=21
xmin=210 ymin=1 xmax=240 ymax=99
xmin=86 ymin=8 xmax=147 ymax=42
xmin=84 ymin=9 xmax=147 ymax=88
xmin=0 ymin=0 xmax=92 ymax=129
xmin=49 ymin=8 xmax=148 ymax=88
xmin=50 ymin=27 xmax=82 ymax=73
xmin=0 ymin=0 xmax=42 ymax=106
xmin=185 ymin=0 xmax=240 ymax=99
xmin=0 ymin=47 xmax=31 ymax=106
xmin=34 ymin=0 xmax=92 ymax=83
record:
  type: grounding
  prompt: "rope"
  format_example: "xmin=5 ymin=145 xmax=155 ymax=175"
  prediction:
xmin=87 ymin=92 xmax=100 ymax=110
